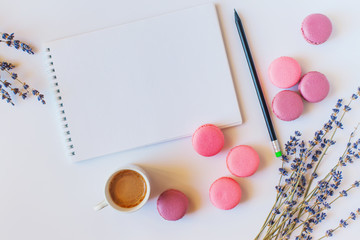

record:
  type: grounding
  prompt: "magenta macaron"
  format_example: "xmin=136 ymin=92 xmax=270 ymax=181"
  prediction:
xmin=301 ymin=13 xmax=332 ymax=45
xmin=299 ymin=71 xmax=330 ymax=103
xmin=268 ymin=56 xmax=302 ymax=89
xmin=226 ymin=145 xmax=260 ymax=177
xmin=157 ymin=189 xmax=189 ymax=221
xmin=209 ymin=177 xmax=241 ymax=210
xmin=272 ymin=90 xmax=304 ymax=121
xmin=192 ymin=124 xmax=224 ymax=157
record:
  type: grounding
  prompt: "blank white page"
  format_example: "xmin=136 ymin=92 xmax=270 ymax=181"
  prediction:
xmin=46 ymin=3 xmax=241 ymax=162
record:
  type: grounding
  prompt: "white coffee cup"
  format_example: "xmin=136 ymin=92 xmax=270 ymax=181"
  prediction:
xmin=94 ymin=165 xmax=150 ymax=212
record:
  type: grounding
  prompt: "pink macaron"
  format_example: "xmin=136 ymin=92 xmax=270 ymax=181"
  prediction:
xmin=301 ymin=13 xmax=332 ymax=45
xmin=299 ymin=71 xmax=330 ymax=103
xmin=209 ymin=177 xmax=241 ymax=210
xmin=192 ymin=124 xmax=224 ymax=157
xmin=268 ymin=56 xmax=302 ymax=89
xmin=272 ymin=90 xmax=303 ymax=121
xmin=226 ymin=145 xmax=260 ymax=177
xmin=157 ymin=189 xmax=189 ymax=221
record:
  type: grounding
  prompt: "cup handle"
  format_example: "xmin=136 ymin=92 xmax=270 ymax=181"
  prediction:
xmin=94 ymin=200 xmax=108 ymax=211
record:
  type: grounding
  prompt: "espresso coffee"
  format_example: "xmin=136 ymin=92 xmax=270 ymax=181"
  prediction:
xmin=108 ymin=169 xmax=147 ymax=208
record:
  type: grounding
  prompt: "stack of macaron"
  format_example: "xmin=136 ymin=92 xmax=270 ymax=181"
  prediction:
xmin=157 ymin=124 xmax=260 ymax=219
xmin=269 ymin=13 xmax=332 ymax=121
xmin=193 ymin=124 xmax=260 ymax=210
xmin=158 ymin=124 xmax=252 ymax=220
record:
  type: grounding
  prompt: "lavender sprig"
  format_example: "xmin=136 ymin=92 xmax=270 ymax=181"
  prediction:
xmin=0 ymin=79 xmax=27 ymax=99
xmin=264 ymin=131 xmax=360 ymax=239
xmin=318 ymin=209 xmax=360 ymax=239
xmin=0 ymin=31 xmax=42 ymax=105
xmin=0 ymin=85 xmax=14 ymax=105
xmin=292 ymin=181 xmax=360 ymax=239
xmin=257 ymin=103 xmax=342 ymax=238
xmin=255 ymin=88 xmax=360 ymax=240
xmin=0 ymin=61 xmax=45 ymax=105
xmin=0 ymin=32 xmax=34 ymax=54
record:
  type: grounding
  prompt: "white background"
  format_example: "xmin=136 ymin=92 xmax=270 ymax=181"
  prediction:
xmin=1 ymin=0 xmax=360 ymax=239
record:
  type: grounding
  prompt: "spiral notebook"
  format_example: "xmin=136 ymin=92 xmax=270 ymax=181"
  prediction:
xmin=46 ymin=3 xmax=242 ymax=162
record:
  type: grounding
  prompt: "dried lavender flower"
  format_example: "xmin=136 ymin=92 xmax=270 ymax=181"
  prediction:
xmin=0 ymin=31 xmax=44 ymax=105
xmin=0 ymin=61 xmax=45 ymax=105
xmin=254 ymin=88 xmax=360 ymax=240
xmin=0 ymin=32 xmax=34 ymax=54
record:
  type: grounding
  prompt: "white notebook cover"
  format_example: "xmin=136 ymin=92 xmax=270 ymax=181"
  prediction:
xmin=46 ymin=3 xmax=242 ymax=162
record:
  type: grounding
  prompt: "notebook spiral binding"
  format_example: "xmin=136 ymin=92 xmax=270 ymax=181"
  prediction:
xmin=46 ymin=48 xmax=75 ymax=157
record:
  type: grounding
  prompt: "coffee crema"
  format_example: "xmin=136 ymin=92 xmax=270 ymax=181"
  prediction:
xmin=109 ymin=169 xmax=147 ymax=208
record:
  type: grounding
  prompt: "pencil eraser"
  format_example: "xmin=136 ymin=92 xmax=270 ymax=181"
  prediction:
xmin=301 ymin=14 xmax=332 ymax=45
xmin=272 ymin=90 xmax=303 ymax=121
xmin=209 ymin=177 xmax=241 ymax=210
xmin=268 ymin=56 xmax=302 ymax=89
xmin=157 ymin=189 xmax=189 ymax=221
xmin=192 ymin=124 xmax=224 ymax=157
xmin=226 ymin=145 xmax=260 ymax=177
xmin=299 ymin=71 xmax=330 ymax=103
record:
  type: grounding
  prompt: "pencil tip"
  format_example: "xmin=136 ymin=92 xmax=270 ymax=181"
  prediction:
xmin=234 ymin=9 xmax=240 ymax=20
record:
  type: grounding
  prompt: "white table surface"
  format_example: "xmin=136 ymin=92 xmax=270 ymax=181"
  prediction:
xmin=1 ymin=0 xmax=360 ymax=239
